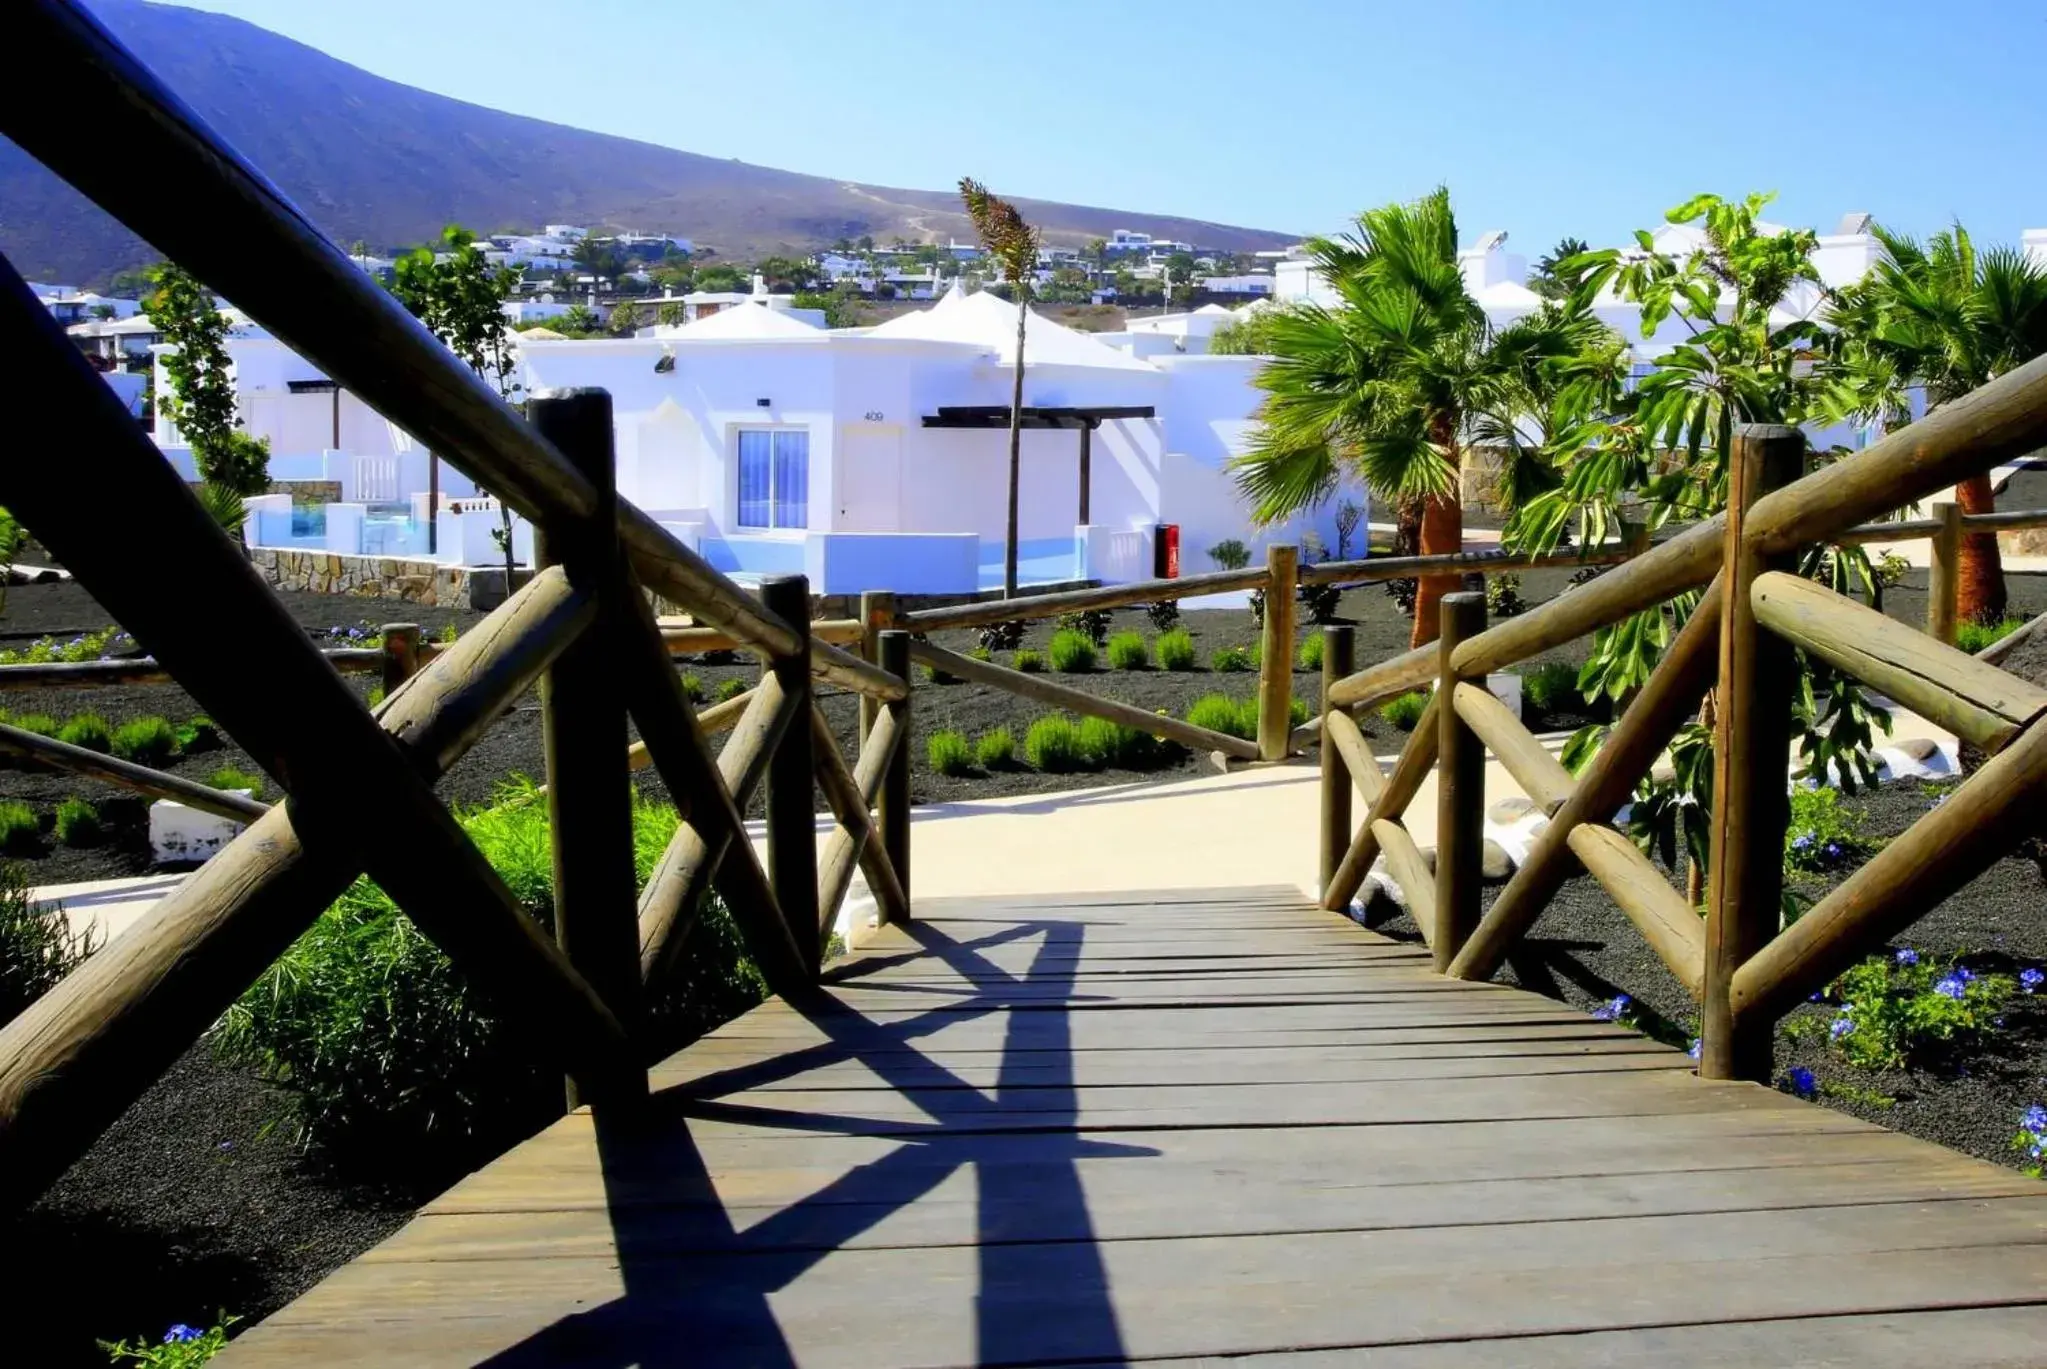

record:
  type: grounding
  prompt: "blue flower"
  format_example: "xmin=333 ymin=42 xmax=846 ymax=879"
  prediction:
xmin=1823 ymin=841 xmax=1842 ymax=860
xmin=165 ymin=1325 xmax=201 ymax=1344
xmin=1895 ymin=948 xmax=1919 ymax=966
xmin=2023 ymin=1105 xmax=2047 ymax=1135
xmin=2023 ymin=969 xmax=2044 ymax=994
xmin=1930 ymin=791 xmax=1949 ymax=808
xmin=1591 ymin=994 xmax=1631 ymax=1022
xmin=1934 ymin=974 xmax=1967 ymax=1000
xmin=1687 ymin=1038 xmax=1701 ymax=1060
xmin=1792 ymin=834 xmax=1814 ymax=851
xmin=1788 ymin=1067 xmax=1817 ymax=1097
xmin=1830 ymin=1015 xmax=1854 ymax=1040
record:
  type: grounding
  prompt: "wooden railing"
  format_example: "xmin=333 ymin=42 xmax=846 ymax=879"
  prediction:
xmin=1317 ymin=346 xmax=2047 ymax=1080
xmin=0 ymin=0 xmax=913 ymax=1213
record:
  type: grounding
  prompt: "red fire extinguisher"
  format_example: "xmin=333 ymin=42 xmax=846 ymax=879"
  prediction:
xmin=1155 ymin=524 xmax=1180 ymax=579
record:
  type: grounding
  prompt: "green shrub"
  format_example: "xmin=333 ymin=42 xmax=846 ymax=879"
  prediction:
xmin=218 ymin=785 xmax=763 ymax=1162
xmin=1156 ymin=629 xmax=1197 ymax=671
xmin=1289 ymin=696 xmax=1311 ymax=727
xmin=1485 ymin=573 xmax=1527 ymax=618
xmin=53 ymin=797 xmax=100 ymax=847
xmin=1012 ymin=649 xmax=1044 ymax=674
xmin=111 ymin=716 xmax=181 ymax=767
xmin=0 ymin=625 xmax=129 ymax=665
xmin=679 ymin=672 xmax=705 ymax=704
xmin=1055 ymin=608 xmax=1112 ymax=645
xmin=1957 ymin=616 xmax=2029 ymax=653
xmin=57 ymin=713 xmax=111 ymax=753
xmin=1296 ymin=632 xmax=1325 ymax=673
xmin=1048 ymin=629 xmax=1097 ymax=673
xmin=0 ymin=861 xmax=93 ymax=1026
xmin=10 ymin=713 xmax=57 ymax=738
xmin=1105 ymin=631 xmax=1150 ymax=670
xmin=927 ymin=729 xmax=973 ymax=776
xmin=967 ymin=646 xmax=993 ymax=663
xmin=1803 ymin=952 xmax=2012 ymax=1071
xmin=1025 ymin=715 xmax=1092 ymax=772
xmin=209 ymin=766 xmax=265 ymax=800
xmin=1144 ymin=600 xmax=1181 ymax=632
xmin=1523 ymin=661 xmax=1581 ymax=715
xmin=1378 ymin=690 xmax=1429 ymax=731
xmin=974 ymin=726 xmax=1016 ymax=769
xmin=1784 ymin=786 xmax=1867 ymax=872
xmin=1074 ymin=715 xmax=1171 ymax=769
xmin=714 ymin=677 xmax=749 ymax=703
xmin=1211 ymin=644 xmax=1254 ymax=673
xmin=175 ymin=715 xmax=221 ymax=753
xmin=1187 ymin=694 xmax=1252 ymax=740
xmin=366 ymin=684 xmax=386 ymax=708
xmin=0 ymin=801 xmax=36 ymax=854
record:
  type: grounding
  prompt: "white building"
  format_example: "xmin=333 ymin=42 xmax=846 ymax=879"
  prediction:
xmin=1197 ymin=274 xmax=1274 ymax=297
xmin=42 ymin=290 xmax=142 ymax=324
xmin=514 ymin=283 xmax=1359 ymax=595
xmin=69 ymin=313 xmax=161 ymax=369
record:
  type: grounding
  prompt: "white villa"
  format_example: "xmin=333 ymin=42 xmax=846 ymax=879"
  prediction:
xmin=141 ymin=283 xmax=1356 ymax=593
xmin=514 ymin=284 xmax=1356 ymax=594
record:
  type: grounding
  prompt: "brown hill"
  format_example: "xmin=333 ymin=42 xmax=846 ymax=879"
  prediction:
xmin=0 ymin=0 xmax=1296 ymax=287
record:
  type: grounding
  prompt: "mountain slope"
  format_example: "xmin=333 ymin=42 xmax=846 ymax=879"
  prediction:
xmin=1 ymin=0 xmax=1295 ymax=287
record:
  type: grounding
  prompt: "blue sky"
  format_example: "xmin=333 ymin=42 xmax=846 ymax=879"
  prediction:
xmin=157 ymin=0 xmax=2045 ymax=252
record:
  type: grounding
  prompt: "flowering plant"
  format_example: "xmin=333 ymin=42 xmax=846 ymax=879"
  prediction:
xmin=2014 ymin=1104 xmax=2047 ymax=1178
xmin=1783 ymin=786 xmax=1870 ymax=874
xmin=1807 ymin=952 xmax=2012 ymax=1071
xmin=101 ymin=1316 xmax=236 ymax=1366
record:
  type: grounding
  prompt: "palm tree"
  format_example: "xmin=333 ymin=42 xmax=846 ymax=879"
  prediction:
xmin=958 ymin=178 xmax=1041 ymax=597
xmin=1827 ymin=224 xmax=2047 ymax=623
xmin=1233 ymin=188 xmax=1603 ymax=646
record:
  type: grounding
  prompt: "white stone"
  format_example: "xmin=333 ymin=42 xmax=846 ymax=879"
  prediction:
xmin=149 ymin=796 xmax=252 ymax=865
xmin=1486 ymin=672 xmax=1523 ymax=721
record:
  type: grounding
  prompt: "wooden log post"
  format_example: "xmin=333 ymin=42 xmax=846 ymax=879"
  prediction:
xmin=380 ymin=622 xmax=421 ymax=698
xmin=1318 ymin=625 xmax=1357 ymax=894
xmin=530 ymin=390 xmax=644 ymax=1105
xmin=858 ymin=589 xmax=896 ymax=744
xmin=1257 ymin=543 xmax=1299 ymax=762
xmin=1701 ymin=424 xmax=1805 ymax=1083
xmin=1432 ymin=592 xmax=1487 ymax=971
xmin=877 ymin=629 xmax=912 ymax=923
xmin=761 ymin=575 xmax=820 ymax=976
xmin=1928 ymin=499 xmax=1961 ymax=646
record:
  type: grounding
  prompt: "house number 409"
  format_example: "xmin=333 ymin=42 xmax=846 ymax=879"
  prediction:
xmin=862 ymin=410 xmax=885 ymax=421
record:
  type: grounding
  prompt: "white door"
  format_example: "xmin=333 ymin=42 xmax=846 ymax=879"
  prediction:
xmin=837 ymin=425 xmax=901 ymax=532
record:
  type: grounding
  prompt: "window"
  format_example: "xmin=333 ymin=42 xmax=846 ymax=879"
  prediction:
xmin=736 ymin=428 xmax=810 ymax=530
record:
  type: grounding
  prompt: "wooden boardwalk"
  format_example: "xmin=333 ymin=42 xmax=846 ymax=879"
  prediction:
xmin=223 ymin=888 xmax=2047 ymax=1367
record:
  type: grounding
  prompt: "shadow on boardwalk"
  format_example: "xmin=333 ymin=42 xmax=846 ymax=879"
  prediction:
xmin=475 ymin=918 xmax=1152 ymax=1367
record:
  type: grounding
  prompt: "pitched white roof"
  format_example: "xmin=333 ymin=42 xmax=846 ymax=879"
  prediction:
xmin=657 ymin=303 xmax=821 ymax=341
xmin=867 ymin=282 xmax=1153 ymax=371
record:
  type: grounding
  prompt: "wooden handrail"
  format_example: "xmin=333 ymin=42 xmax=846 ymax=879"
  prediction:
xmin=1751 ymin=571 xmax=2047 ymax=752
xmin=1745 ymin=351 xmax=2047 ymax=555
xmin=0 ymin=564 xmax=611 ymax=1212
xmin=0 ymin=721 xmax=266 ymax=822
xmin=1322 ymin=694 xmax=1440 ymax=911
xmin=899 ymin=565 xmax=1270 ymax=632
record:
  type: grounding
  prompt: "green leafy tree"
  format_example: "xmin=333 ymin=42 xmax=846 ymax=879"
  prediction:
xmin=695 ymin=264 xmax=747 ymax=293
xmin=656 ymin=301 xmax=687 ymax=327
xmin=754 ymin=256 xmax=820 ymax=293
xmin=144 ymin=264 xmax=271 ymax=530
xmin=1527 ymin=192 xmax=1892 ymax=900
xmin=608 ymin=300 xmax=643 ymax=337
xmin=959 ymin=177 xmax=1042 ymax=597
xmin=1232 ymin=187 xmax=1604 ymax=646
xmin=392 ymin=224 xmax=524 ymax=582
xmin=1823 ymin=223 xmax=2047 ymax=623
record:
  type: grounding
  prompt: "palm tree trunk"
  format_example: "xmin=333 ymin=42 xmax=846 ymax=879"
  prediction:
xmin=1953 ymin=472 xmax=2007 ymax=625
xmin=1005 ymin=296 xmax=1026 ymax=597
xmin=1409 ymin=495 xmax=1464 ymax=647
xmin=1410 ymin=421 xmax=1465 ymax=647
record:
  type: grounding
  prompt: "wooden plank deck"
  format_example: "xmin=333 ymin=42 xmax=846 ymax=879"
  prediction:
xmin=221 ymin=887 xmax=2047 ymax=1366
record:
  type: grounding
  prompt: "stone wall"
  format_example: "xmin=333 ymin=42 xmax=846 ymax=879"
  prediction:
xmin=268 ymin=479 xmax=344 ymax=504
xmin=251 ymin=548 xmax=468 ymax=606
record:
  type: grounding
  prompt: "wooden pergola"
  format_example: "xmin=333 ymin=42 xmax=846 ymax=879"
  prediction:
xmin=920 ymin=404 xmax=1155 ymax=524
